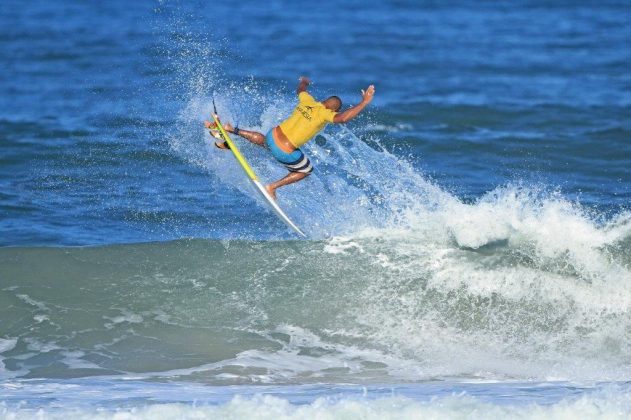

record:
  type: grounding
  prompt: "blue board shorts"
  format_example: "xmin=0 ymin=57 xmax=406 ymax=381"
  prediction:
xmin=265 ymin=130 xmax=313 ymax=174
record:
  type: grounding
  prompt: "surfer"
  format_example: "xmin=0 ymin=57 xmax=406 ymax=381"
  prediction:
xmin=205 ymin=77 xmax=375 ymax=199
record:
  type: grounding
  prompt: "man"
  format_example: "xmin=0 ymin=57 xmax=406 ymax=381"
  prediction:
xmin=205 ymin=77 xmax=375 ymax=199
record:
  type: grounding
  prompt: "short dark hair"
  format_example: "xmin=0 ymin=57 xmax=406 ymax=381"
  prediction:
xmin=327 ymin=96 xmax=342 ymax=111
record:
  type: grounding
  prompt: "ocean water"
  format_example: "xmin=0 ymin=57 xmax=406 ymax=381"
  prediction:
xmin=1 ymin=0 xmax=630 ymax=418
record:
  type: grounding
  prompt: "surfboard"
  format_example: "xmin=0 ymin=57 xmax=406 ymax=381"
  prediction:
xmin=209 ymin=112 xmax=306 ymax=238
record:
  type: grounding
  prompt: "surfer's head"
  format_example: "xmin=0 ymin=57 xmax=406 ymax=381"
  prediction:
xmin=323 ymin=96 xmax=342 ymax=112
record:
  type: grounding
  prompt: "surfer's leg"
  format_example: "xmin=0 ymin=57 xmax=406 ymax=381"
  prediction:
xmin=266 ymin=150 xmax=313 ymax=199
xmin=266 ymin=172 xmax=310 ymax=200
xmin=224 ymin=123 xmax=265 ymax=146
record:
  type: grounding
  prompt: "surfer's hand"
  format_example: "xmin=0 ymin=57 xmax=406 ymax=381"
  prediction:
xmin=203 ymin=120 xmax=213 ymax=129
xmin=361 ymin=85 xmax=375 ymax=104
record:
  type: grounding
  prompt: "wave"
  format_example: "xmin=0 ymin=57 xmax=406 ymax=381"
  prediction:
xmin=3 ymin=88 xmax=630 ymax=384
xmin=1 ymin=213 xmax=630 ymax=383
xmin=144 ymin=85 xmax=631 ymax=383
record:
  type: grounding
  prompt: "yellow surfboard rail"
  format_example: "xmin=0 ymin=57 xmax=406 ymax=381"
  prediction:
xmin=210 ymin=113 xmax=258 ymax=181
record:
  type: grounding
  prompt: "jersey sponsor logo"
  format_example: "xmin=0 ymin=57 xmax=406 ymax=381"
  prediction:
xmin=296 ymin=105 xmax=313 ymax=121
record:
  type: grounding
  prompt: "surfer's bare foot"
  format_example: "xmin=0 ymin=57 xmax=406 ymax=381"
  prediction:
xmin=266 ymin=185 xmax=277 ymax=200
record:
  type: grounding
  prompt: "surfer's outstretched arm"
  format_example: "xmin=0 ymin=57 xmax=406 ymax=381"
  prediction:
xmin=332 ymin=85 xmax=375 ymax=123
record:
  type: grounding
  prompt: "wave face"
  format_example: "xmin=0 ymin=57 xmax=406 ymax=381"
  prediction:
xmin=1 ymin=212 xmax=630 ymax=384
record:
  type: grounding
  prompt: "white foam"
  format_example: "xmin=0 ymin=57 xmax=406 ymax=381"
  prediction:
xmin=323 ymin=237 xmax=365 ymax=255
xmin=0 ymin=338 xmax=18 ymax=374
xmin=316 ymin=182 xmax=631 ymax=382
xmin=24 ymin=338 xmax=60 ymax=354
xmin=123 ymin=324 xmax=426 ymax=384
xmin=0 ymin=338 xmax=17 ymax=354
xmin=16 ymin=294 xmax=48 ymax=311
xmin=0 ymin=338 xmax=20 ymax=380
xmin=103 ymin=310 xmax=144 ymax=329
xmin=362 ymin=122 xmax=413 ymax=133
xmin=59 ymin=350 xmax=102 ymax=370
xmin=1 ymin=389 xmax=630 ymax=420
xmin=33 ymin=314 xmax=49 ymax=323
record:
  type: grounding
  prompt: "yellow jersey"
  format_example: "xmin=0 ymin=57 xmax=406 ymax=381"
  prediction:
xmin=279 ymin=91 xmax=337 ymax=148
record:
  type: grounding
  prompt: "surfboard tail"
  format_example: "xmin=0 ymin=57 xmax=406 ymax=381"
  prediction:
xmin=250 ymin=180 xmax=306 ymax=237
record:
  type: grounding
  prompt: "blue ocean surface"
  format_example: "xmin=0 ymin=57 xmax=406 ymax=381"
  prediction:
xmin=1 ymin=0 xmax=630 ymax=418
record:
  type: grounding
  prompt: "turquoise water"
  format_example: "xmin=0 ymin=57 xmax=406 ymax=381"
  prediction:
xmin=1 ymin=0 xmax=630 ymax=418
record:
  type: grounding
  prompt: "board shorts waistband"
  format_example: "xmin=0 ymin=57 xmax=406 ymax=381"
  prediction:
xmin=265 ymin=129 xmax=313 ymax=174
